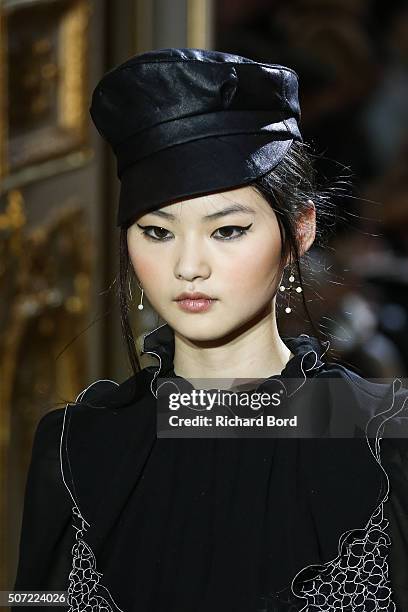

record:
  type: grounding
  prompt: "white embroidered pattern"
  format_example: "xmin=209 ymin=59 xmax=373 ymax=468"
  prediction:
xmin=288 ymin=377 xmax=408 ymax=612
xmin=292 ymin=503 xmax=394 ymax=611
xmin=60 ymin=379 xmax=124 ymax=612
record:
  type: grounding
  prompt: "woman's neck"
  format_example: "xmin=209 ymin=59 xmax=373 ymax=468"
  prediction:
xmin=172 ymin=311 xmax=293 ymax=383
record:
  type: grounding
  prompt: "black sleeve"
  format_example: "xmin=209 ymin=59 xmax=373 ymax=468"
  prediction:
xmin=381 ymin=437 xmax=408 ymax=612
xmin=12 ymin=408 xmax=75 ymax=611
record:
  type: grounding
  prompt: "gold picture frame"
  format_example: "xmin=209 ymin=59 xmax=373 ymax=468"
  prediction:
xmin=0 ymin=0 xmax=91 ymax=181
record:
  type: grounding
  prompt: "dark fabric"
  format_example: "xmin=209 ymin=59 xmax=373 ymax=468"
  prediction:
xmin=12 ymin=410 xmax=75 ymax=593
xmin=88 ymin=48 xmax=303 ymax=227
xmin=381 ymin=438 xmax=408 ymax=608
xmin=12 ymin=330 xmax=408 ymax=612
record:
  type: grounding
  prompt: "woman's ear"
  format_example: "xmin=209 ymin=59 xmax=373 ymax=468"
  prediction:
xmin=298 ymin=199 xmax=316 ymax=257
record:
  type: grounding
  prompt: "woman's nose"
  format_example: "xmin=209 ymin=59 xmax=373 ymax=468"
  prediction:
xmin=174 ymin=237 xmax=211 ymax=281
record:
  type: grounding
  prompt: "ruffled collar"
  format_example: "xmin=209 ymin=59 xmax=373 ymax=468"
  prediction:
xmin=141 ymin=322 xmax=329 ymax=398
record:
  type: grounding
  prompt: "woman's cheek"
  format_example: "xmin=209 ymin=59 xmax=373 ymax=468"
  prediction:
xmin=223 ymin=240 xmax=280 ymax=290
xmin=129 ymin=252 xmax=158 ymax=286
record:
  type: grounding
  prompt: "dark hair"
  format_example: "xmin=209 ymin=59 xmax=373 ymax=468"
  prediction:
xmin=119 ymin=140 xmax=344 ymax=377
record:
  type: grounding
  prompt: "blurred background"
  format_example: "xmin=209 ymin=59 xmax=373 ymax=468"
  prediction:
xmin=0 ymin=0 xmax=407 ymax=593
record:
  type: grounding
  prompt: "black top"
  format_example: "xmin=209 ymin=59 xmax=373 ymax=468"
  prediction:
xmin=13 ymin=326 xmax=408 ymax=611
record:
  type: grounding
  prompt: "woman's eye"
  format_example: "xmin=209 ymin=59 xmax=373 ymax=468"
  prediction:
xmin=213 ymin=224 xmax=253 ymax=240
xmin=136 ymin=223 xmax=253 ymax=242
xmin=137 ymin=225 xmax=173 ymax=241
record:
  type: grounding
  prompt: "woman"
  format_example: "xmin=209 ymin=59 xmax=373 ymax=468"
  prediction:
xmin=13 ymin=48 xmax=408 ymax=612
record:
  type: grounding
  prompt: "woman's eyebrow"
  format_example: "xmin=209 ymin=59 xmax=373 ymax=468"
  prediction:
xmin=146 ymin=203 xmax=256 ymax=222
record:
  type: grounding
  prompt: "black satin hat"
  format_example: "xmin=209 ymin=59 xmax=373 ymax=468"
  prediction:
xmin=89 ymin=48 xmax=303 ymax=228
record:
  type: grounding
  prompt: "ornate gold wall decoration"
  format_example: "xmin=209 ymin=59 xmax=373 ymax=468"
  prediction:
xmin=0 ymin=0 xmax=91 ymax=180
xmin=0 ymin=188 xmax=93 ymax=590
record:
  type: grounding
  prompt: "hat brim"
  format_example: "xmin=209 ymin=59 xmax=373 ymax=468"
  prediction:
xmin=117 ymin=133 xmax=294 ymax=227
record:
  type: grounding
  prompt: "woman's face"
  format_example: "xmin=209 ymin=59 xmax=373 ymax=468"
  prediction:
xmin=127 ymin=186 xmax=308 ymax=342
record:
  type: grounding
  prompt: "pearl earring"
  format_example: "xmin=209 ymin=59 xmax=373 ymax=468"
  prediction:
xmin=279 ymin=264 xmax=302 ymax=314
xmin=138 ymin=287 xmax=144 ymax=310
xmin=135 ymin=281 xmax=144 ymax=311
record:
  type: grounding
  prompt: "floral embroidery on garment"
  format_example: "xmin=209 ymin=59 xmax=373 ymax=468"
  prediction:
xmin=60 ymin=379 xmax=124 ymax=612
xmin=67 ymin=505 xmax=123 ymax=612
xmin=256 ymin=367 xmax=407 ymax=611
xmin=288 ymin=377 xmax=408 ymax=612
xmin=292 ymin=503 xmax=395 ymax=611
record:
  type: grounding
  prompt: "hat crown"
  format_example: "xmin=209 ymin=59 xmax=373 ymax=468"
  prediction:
xmin=90 ymin=48 xmax=300 ymax=149
xmin=89 ymin=48 xmax=303 ymax=227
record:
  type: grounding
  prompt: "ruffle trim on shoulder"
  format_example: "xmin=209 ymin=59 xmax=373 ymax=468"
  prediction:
xmin=60 ymin=379 xmax=124 ymax=612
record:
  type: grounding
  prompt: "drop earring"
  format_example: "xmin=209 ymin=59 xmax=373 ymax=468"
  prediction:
xmin=279 ymin=264 xmax=302 ymax=314
xmin=136 ymin=282 xmax=144 ymax=310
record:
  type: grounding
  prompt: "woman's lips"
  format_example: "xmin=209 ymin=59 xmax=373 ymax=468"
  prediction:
xmin=175 ymin=298 xmax=217 ymax=312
